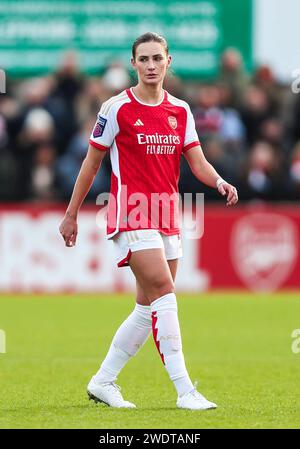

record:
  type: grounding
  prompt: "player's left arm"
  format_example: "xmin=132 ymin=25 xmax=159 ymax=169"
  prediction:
xmin=184 ymin=145 xmax=238 ymax=206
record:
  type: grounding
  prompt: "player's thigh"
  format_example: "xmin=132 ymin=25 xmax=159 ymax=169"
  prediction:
xmin=136 ymin=258 xmax=178 ymax=306
xmin=129 ymin=248 xmax=174 ymax=303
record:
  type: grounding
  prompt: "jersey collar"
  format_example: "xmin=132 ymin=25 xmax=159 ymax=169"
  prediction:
xmin=127 ymin=87 xmax=167 ymax=106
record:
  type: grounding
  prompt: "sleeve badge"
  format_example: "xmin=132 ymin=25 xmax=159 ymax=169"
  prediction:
xmin=93 ymin=116 xmax=107 ymax=138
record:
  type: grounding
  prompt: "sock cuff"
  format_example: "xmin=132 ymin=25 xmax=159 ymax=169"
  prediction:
xmin=151 ymin=292 xmax=177 ymax=313
xmin=135 ymin=303 xmax=151 ymax=314
xmin=132 ymin=303 xmax=152 ymax=327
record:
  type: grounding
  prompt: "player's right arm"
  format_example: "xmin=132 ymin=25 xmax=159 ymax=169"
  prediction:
xmin=59 ymin=145 xmax=107 ymax=247
xmin=60 ymin=97 xmax=120 ymax=247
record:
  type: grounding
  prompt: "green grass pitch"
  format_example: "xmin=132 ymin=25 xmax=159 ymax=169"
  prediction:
xmin=0 ymin=292 xmax=300 ymax=429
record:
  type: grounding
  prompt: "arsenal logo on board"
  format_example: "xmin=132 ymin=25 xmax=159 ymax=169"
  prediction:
xmin=168 ymin=116 xmax=177 ymax=129
xmin=230 ymin=213 xmax=298 ymax=292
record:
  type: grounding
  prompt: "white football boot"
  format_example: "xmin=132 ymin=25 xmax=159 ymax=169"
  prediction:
xmin=177 ymin=388 xmax=217 ymax=410
xmin=87 ymin=376 xmax=136 ymax=408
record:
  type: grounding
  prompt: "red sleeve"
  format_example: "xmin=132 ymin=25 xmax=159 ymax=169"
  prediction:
xmin=89 ymin=139 xmax=110 ymax=152
xmin=182 ymin=140 xmax=200 ymax=153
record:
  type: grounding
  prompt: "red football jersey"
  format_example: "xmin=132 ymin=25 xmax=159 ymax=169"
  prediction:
xmin=89 ymin=88 xmax=200 ymax=238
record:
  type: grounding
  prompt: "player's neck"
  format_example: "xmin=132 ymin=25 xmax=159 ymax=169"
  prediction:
xmin=132 ymin=83 xmax=164 ymax=105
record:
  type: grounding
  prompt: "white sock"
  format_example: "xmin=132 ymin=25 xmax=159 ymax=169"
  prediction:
xmin=151 ymin=293 xmax=194 ymax=397
xmin=94 ymin=303 xmax=152 ymax=383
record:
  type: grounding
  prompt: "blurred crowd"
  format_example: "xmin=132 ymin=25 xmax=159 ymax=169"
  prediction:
xmin=1 ymin=49 xmax=300 ymax=203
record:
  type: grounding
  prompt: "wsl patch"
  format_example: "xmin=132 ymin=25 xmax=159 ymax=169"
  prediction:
xmin=93 ymin=116 xmax=107 ymax=138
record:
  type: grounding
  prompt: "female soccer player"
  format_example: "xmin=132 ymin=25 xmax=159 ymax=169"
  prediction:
xmin=59 ymin=32 xmax=238 ymax=410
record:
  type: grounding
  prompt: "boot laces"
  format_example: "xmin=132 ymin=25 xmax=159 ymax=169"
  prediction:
xmin=103 ymin=382 xmax=122 ymax=394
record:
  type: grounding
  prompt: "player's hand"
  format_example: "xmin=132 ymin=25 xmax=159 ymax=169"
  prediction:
xmin=217 ymin=182 xmax=238 ymax=206
xmin=59 ymin=213 xmax=78 ymax=247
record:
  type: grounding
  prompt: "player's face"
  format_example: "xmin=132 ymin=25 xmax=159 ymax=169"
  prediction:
xmin=131 ymin=42 xmax=171 ymax=86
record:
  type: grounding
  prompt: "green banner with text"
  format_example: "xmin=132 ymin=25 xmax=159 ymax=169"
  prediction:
xmin=0 ymin=0 xmax=252 ymax=78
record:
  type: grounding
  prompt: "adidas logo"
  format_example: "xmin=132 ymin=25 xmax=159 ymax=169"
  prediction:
xmin=134 ymin=119 xmax=144 ymax=126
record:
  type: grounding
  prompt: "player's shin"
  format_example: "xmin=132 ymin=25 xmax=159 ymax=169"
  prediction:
xmin=93 ymin=303 xmax=152 ymax=383
xmin=151 ymin=293 xmax=194 ymax=396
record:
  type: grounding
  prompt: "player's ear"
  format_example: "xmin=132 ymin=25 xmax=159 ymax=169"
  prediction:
xmin=131 ymin=58 xmax=136 ymax=70
xmin=167 ymin=55 xmax=172 ymax=68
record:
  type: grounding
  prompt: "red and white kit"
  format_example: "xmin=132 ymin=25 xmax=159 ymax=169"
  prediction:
xmin=89 ymin=88 xmax=200 ymax=266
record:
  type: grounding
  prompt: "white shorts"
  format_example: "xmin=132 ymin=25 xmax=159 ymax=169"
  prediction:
xmin=112 ymin=229 xmax=183 ymax=267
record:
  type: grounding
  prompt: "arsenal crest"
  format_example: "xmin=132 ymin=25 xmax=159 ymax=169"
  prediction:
xmin=230 ymin=213 xmax=298 ymax=292
xmin=168 ymin=116 xmax=177 ymax=129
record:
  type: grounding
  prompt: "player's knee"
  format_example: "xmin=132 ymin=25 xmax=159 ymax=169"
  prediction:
xmin=149 ymin=278 xmax=174 ymax=301
xmin=136 ymin=293 xmax=150 ymax=306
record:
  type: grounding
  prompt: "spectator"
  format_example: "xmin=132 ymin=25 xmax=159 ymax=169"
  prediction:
xmin=51 ymin=52 xmax=86 ymax=151
xmin=219 ymin=48 xmax=249 ymax=109
xmin=30 ymin=144 xmax=57 ymax=201
xmin=0 ymin=112 xmax=17 ymax=199
xmin=15 ymin=107 xmax=55 ymax=200
xmin=102 ymin=61 xmax=130 ymax=94
xmin=239 ymin=141 xmax=283 ymax=200
xmin=240 ymin=85 xmax=273 ymax=146
xmin=193 ymin=85 xmax=223 ymax=142
xmin=76 ymin=77 xmax=112 ymax=122
xmin=218 ymin=83 xmax=246 ymax=156
xmin=56 ymin=117 xmax=111 ymax=199
xmin=286 ymin=141 xmax=300 ymax=199
xmin=253 ymin=65 xmax=282 ymax=114
xmin=259 ymin=118 xmax=285 ymax=150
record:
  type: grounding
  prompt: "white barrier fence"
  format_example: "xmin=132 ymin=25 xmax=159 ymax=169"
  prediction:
xmin=0 ymin=210 xmax=208 ymax=292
